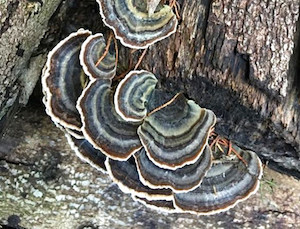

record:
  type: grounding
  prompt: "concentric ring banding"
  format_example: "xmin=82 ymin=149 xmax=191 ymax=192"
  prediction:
xmin=96 ymin=0 xmax=178 ymax=49
xmin=173 ymin=148 xmax=263 ymax=215
xmin=42 ymin=29 xmax=91 ymax=131
xmin=105 ymin=157 xmax=173 ymax=201
xmin=134 ymin=146 xmax=212 ymax=193
xmin=77 ymin=79 xmax=142 ymax=160
xmin=138 ymin=93 xmax=216 ymax=170
xmin=80 ymin=33 xmax=116 ymax=80
xmin=114 ymin=70 xmax=158 ymax=122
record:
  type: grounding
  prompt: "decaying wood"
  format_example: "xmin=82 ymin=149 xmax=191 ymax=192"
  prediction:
xmin=0 ymin=0 xmax=300 ymax=227
xmin=0 ymin=106 xmax=299 ymax=228
xmin=141 ymin=0 xmax=300 ymax=178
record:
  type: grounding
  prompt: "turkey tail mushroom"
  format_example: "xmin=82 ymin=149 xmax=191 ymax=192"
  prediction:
xmin=77 ymin=79 xmax=142 ymax=160
xmin=80 ymin=33 xmax=116 ymax=80
xmin=96 ymin=0 xmax=178 ymax=49
xmin=134 ymin=146 xmax=212 ymax=193
xmin=114 ymin=70 xmax=158 ymax=122
xmin=105 ymin=156 xmax=173 ymax=201
xmin=138 ymin=93 xmax=216 ymax=170
xmin=65 ymin=133 xmax=107 ymax=172
xmin=42 ymin=29 xmax=91 ymax=131
xmin=173 ymin=144 xmax=263 ymax=215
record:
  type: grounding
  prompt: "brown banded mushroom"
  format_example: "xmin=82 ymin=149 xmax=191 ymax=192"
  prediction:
xmin=138 ymin=93 xmax=216 ymax=170
xmin=173 ymin=144 xmax=263 ymax=215
xmin=134 ymin=146 xmax=212 ymax=193
xmin=96 ymin=0 xmax=178 ymax=49
xmin=105 ymin=156 xmax=173 ymax=201
xmin=42 ymin=29 xmax=91 ymax=131
xmin=80 ymin=33 xmax=116 ymax=80
xmin=77 ymin=79 xmax=142 ymax=160
xmin=114 ymin=70 xmax=158 ymax=122
xmin=65 ymin=133 xmax=107 ymax=172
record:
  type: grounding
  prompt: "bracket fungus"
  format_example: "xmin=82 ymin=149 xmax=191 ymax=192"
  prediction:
xmin=77 ymin=79 xmax=142 ymax=160
xmin=114 ymin=70 xmax=158 ymax=122
xmin=42 ymin=23 xmax=263 ymax=215
xmin=134 ymin=146 xmax=212 ymax=193
xmin=133 ymin=197 xmax=177 ymax=213
xmin=138 ymin=93 xmax=216 ymax=170
xmin=66 ymin=134 xmax=107 ymax=172
xmin=173 ymin=144 xmax=263 ymax=215
xmin=80 ymin=33 xmax=116 ymax=80
xmin=105 ymin=156 xmax=173 ymax=201
xmin=42 ymin=29 xmax=91 ymax=131
xmin=96 ymin=0 xmax=178 ymax=49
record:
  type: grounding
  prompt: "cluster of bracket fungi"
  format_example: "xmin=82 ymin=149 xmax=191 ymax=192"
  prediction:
xmin=42 ymin=0 xmax=263 ymax=215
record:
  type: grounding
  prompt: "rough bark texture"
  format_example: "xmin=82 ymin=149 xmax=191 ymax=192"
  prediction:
xmin=0 ymin=104 xmax=299 ymax=228
xmin=0 ymin=0 xmax=300 ymax=228
xmin=141 ymin=0 xmax=300 ymax=178
xmin=0 ymin=0 xmax=62 ymax=135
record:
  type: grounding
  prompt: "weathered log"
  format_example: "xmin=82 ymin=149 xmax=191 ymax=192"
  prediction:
xmin=139 ymin=0 xmax=300 ymax=178
xmin=0 ymin=104 xmax=299 ymax=228
xmin=0 ymin=0 xmax=300 ymax=227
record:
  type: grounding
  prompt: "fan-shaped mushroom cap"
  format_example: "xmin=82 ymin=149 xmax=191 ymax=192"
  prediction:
xmin=105 ymin=156 xmax=172 ymax=201
xmin=134 ymin=146 xmax=212 ymax=193
xmin=77 ymin=79 xmax=142 ymax=160
xmin=173 ymin=146 xmax=263 ymax=215
xmin=138 ymin=93 xmax=216 ymax=170
xmin=80 ymin=33 xmax=116 ymax=80
xmin=43 ymin=95 xmax=86 ymax=140
xmin=133 ymin=196 xmax=178 ymax=213
xmin=42 ymin=29 xmax=91 ymax=131
xmin=114 ymin=70 xmax=158 ymax=122
xmin=96 ymin=0 xmax=178 ymax=49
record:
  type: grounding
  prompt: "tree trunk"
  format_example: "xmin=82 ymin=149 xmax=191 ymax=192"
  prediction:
xmin=0 ymin=0 xmax=62 ymax=135
xmin=140 ymin=0 xmax=300 ymax=178
xmin=0 ymin=0 xmax=299 ymax=228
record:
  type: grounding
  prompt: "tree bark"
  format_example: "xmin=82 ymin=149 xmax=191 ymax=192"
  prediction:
xmin=0 ymin=0 xmax=62 ymax=135
xmin=0 ymin=0 xmax=300 ymax=228
xmin=0 ymin=104 xmax=299 ymax=228
xmin=140 ymin=0 xmax=300 ymax=178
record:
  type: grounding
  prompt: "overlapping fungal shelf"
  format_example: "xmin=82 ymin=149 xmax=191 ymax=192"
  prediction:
xmin=95 ymin=0 xmax=178 ymax=49
xmin=42 ymin=0 xmax=263 ymax=215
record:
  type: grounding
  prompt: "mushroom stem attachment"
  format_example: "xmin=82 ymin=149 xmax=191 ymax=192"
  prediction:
xmin=95 ymin=31 xmax=113 ymax=67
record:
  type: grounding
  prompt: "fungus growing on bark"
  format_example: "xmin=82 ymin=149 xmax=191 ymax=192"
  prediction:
xmin=42 ymin=29 xmax=91 ymax=131
xmin=173 ymin=144 xmax=263 ymax=215
xmin=138 ymin=93 xmax=216 ymax=170
xmin=105 ymin=156 xmax=173 ymax=201
xmin=80 ymin=33 xmax=116 ymax=80
xmin=96 ymin=0 xmax=178 ymax=49
xmin=77 ymin=79 xmax=142 ymax=160
xmin=114 ymin=70 xmax=158 ymax=122
xmin=134 ymin=146 xmax=212 ymax=192
xmin=42 ymin=27 xmax=263 ymax=215
xmin=65 ymin=133 xmax=107 ymax=172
